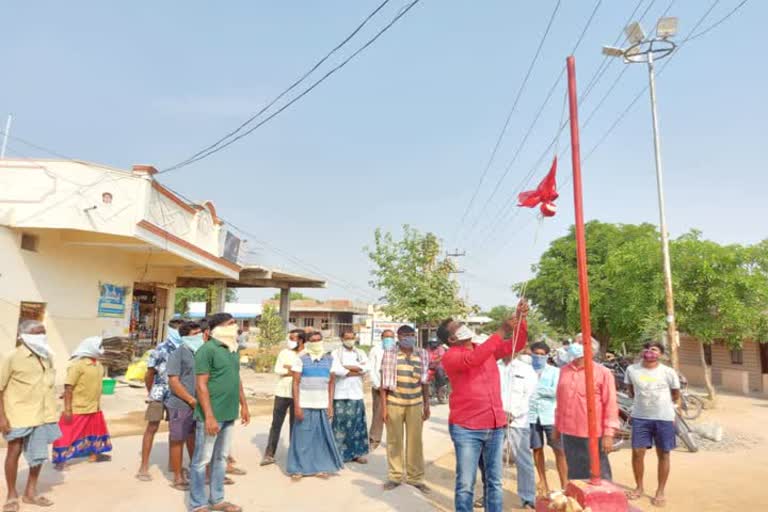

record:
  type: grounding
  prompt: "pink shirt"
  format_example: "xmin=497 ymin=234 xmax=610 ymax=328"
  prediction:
xmin=554 ymin=361 xmax=619 ymax=438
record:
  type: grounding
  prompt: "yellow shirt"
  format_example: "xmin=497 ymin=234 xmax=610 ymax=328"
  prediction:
xmin=0 ymin=345 xmax=58 ymax=428
xmin=387 ymin=352 xmax=423 ymax=407
xmin=65 ymin=358 xmax=104 ymax=414
xmin=274 ymin=349 xmax=300 ymax=398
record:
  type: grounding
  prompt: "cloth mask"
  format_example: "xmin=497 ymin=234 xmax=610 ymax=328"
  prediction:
xmin=532 ymin=354 xmax=548 ymax=371
xmin=71 ymin=336 xmax=104 ymax=359
xmin=567 ymin=343 xmax=585 ymax=360
xmin=182 ymin=333 xmax=205 ymax=353
xmin=287 ymin=339 xmax=299 ymax=350
xmin=454 ymin=325 xmax=475 ymax=342
xmin=342 ymin=339 xmax=356 ymax=349
xmin=643 ymin=349 xmax=660 ymax=362
xmin=382 ymin=337 xmax=395 ymax=350
xmin=167 ymin=327 xmax=183 ymax=347
xmin=554 ymin=346 xmax=572 ymax=367
xmin=211 ymin=324 xmax=239 ymax=353
xmin=305 ymin=341 xmax=325 ymax=360
xmin=21 ymin=334 xmax=52 ymax=359
xmin=398 ymin=336 xmax=416 ymax=350
xmin=518 ymin=354 xmax=533 ymax=365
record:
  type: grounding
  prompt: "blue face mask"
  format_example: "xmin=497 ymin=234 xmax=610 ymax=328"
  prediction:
xmin=532 ymin=354 xmax=548 ymax=371
xmin=382 ymin=337 xmax=395 ymax=350
xmin=182 ymin=333 xmax=205 ymax=353
xmin=167 ymin=327 xmax=182 ymax=347
xmin=567 ymin=343 xmax=584 ymax=360
xmin=398 ymin=336 xmax=416 ymax=350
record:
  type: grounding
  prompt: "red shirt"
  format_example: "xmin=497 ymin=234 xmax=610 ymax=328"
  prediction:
xmin=442 ymin=321 xmax=527 ymax=430
xmin=554 ymin=361 xmax=619 ymax=438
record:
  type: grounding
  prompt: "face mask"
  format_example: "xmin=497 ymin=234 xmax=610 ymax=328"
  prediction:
xmin=567 ymin=343 xmax=585 ymax=360
xmin=21 ymin=333 xmax=52 ymax=359
xmin=167 ymin=327 xmax=182 ymax=347
xmin=343 ymin=339 xmax=356 ymax=349
xmin=532 ymin=354 xmax=548 ymax=371
xmin=643 ymin=349 xmax=660 ymax=362
xmin=518 ymin=354 xmax=533 ymax=365
xmin=554 ymin=347 xmax=572 ymax=367
xmin=182 ymin=333 xmax=205 ymax=353
xmin=398 ymin=336 xmax=416 ymax=350
xmin=211 ymin=324 xmax=239 ymax=352
xmin=306 ymin=341 xmax=325 ymax=360
xmin=382 ymin=337 xmax=395 ymax=350
xmin=287 ymin=339 xmax=299 ymax=350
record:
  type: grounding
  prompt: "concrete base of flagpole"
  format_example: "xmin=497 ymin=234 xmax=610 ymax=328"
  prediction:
xmin=535 ymin=480 xmax=641 ymax=512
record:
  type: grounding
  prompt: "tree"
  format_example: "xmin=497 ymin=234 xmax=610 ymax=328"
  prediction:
xmin=174 ymin=287 xmax=237 ymax=315
xmin=672 ymin=232 xmax=768 ymax=400
xmin=257 ymin=304 xmax=285 ymax=348
xmin=481 ymin=305 xmax=561 ymax=341
xmin=520 ymin=221 xmax=662 ymax=354
xmin=366 ymin=225 xmax=468 ymax=331
xmin=270 ymin=291 xmax=314 ymax=301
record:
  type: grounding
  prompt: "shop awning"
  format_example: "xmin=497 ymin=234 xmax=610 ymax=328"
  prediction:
xmin=176 ymin=265 xmax=326 ymax=289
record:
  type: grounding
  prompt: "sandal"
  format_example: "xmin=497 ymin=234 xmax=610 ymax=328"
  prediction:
xmin=290 ymin=474 xmax=303 ymax=481
xmin=21 ymin=496 xmax=54 ymax=508
xmin=135 ymin=472 xmax=152 ymax=482
xmin=226 ymin=465 xmax=247 ymax=475
xmin=383 ymin=481 xmax=400 ymax=491
xmin=2 ymin=499 xmax=19 ymax=512
xmin=210 ymin=502 xmax=242 ymax=512
xmin=170 ymin=481 xmax=190 ymax=491
xmin=315 ymin=472 xmax=330 ymax=479
xmin=259 ymin=456 xmax=276 ymax=467
xmin=651 ymin=496 xmax=667 ymax=508
xmin=224 ymin=477 xmax=235 ymax=486
xmin=91 ymin=454 xmax=111 ymax=463
xmin=626 ymin=489 xmax=643 ymax=501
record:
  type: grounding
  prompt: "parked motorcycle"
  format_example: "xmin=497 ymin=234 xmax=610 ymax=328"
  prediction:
xmin=428 ymin=367 xmax=450 ymax=404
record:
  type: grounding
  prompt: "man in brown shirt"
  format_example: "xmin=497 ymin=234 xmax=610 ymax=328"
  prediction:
xmin=0 ymin=320 xmax=61 ymax=510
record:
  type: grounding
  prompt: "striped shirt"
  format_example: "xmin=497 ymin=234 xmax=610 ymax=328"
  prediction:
xmin=387 ymin=352 xmax=424 ymax=407
xmin=381 ymin=347 xmax=429 ymax=392
xmin=292 ymin=353 xmax=333 ymax=410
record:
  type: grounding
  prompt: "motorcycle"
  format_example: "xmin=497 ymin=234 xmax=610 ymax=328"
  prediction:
xmin=615 ymin=391 xmax=698 ymax=453
xmin=427 ymin=366 xmax=450 ymax=404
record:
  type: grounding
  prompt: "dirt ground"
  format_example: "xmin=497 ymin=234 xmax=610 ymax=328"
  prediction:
xmin=424 ymin=392 xmax=768 ymax=511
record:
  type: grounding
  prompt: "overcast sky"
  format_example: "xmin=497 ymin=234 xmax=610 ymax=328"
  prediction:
xmin=3 ymin=0 xmax=763 ymax=310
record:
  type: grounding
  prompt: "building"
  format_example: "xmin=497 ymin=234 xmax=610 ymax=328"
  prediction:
xmin=679 ymin=335 xmax=768 ymax=396
xmin=262 ymin=299 xmax=368 ymax=340
xmin=1 ymin=158 xmax=324 ymax=375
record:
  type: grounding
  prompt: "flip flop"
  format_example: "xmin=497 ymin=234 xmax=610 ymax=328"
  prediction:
xmin=91 ymin=454 xmax=112 ymax=463
xmin=224 ymin=477 xmax=235 ymax=486
xmin=651 ymin=496 xmax=667 ymax=507
xmin=2 ymin=499 xmax=19 ymax=512
xmin=290 ymin=474 xmax=303 ymax=482
xmin=226 ymin=465 xmax=247 ymax=475
xmin=21 ymin=496 xmax=54 ymax=508
xmin=135 ymin=472 xmax=152 ymax=482
xmin=170 ymin=481 xmax=190 ymax=491
xmin=626 ymin=490 xmax=643 ymax=500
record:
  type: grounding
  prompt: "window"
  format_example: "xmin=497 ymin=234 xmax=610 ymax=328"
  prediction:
xmin=20 ymin=233 xmax=39 ymax=252
xmin=288 ymin=317 xmax=296 ymax=326
xmin=303 ymin=317 xmax=315 ymax=328
xmin=321 ymin=318 xmax=330 ymax=330
xmin=730 ymin=348 xmax=744 ymax=365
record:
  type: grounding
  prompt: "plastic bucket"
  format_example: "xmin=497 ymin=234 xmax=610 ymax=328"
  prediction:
xmin=102 ymin=378 xmax=116 ymax=395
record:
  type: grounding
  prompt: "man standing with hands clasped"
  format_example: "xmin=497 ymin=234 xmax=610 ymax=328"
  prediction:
xmin=625 ymin=342 xmax=680 ymax=508
xmin=189 ymin=313 xmax=250 ymax=512
xmin=439 ymin=300 xmax=528 ymax=512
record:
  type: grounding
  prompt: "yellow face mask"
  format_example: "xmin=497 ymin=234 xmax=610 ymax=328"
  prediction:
xmin=211 ymin=324 xmax=239 ymax=353
xmin=305 ymin=340 xmax=325 ymax=360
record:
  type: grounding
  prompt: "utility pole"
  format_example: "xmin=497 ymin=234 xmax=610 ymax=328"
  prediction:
xmin=447 ymin=248 xmax=466 ymax=274
xmin=1 ymin=114 xmax=12 ymax=159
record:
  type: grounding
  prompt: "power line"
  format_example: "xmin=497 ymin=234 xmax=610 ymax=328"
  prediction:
xmin=158 ymin=0 xmax=423 ymax=175
xmin=161 ymin=0 xmax=393 ymax=173
xmin=686 ymin=0 xmax=749 ymax=42
xmin=453 ymin=0 xmax=563 ymax=244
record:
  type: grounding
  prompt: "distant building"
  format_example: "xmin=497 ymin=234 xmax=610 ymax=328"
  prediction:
xmin=679 ymin=335 xmax=768 ymax=396
xmin=263 ymin=299 xmax=368 ymax=339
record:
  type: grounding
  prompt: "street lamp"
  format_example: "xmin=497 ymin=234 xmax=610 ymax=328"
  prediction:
xmin=602 ymin=17 xmax=681 ymax=370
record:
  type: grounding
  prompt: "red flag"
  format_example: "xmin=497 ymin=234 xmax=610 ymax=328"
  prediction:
xmin=517 ymin=156 xmax=558 ymax=217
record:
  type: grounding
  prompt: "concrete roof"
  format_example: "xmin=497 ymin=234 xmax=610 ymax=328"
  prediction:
xmin=176 ymin=264 xmax=326 ymax=289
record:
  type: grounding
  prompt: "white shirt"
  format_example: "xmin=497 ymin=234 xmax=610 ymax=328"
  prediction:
xmin=332 ymin=347 xmax=369 ymax=400
xmin=499 ymin=358 xmax=538 ymax=428
xmin=368 ymin=345 xmax=385 ymax=389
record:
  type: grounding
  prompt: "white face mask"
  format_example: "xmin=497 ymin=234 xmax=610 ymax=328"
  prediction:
xmin=21 ymin=333 xmax=52 ymax=359
xmin=287 ymin=340 xmax=299 ymax=350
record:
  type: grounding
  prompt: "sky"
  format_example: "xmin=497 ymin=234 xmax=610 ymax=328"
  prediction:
xmin=2 ymin=0 xmax=764 ymax=310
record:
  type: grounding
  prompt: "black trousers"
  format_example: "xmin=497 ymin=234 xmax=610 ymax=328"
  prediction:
xmin=265 ymin=396 xmax=295 ymax=458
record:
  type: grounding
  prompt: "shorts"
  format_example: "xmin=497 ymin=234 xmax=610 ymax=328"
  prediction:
xmin=145 ymin=401 xmax=168 ymax=423
xmin=168 ymin=407 xmax=196 ymax=441
xmin=631 ymin=418 xmax=676 ymax=452
xmin=529 ymin=420 xmax=561 ymax=450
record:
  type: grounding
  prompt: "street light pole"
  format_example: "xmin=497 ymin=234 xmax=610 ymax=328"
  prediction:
xmin=646 ymin=50 xmax=680 ymax=370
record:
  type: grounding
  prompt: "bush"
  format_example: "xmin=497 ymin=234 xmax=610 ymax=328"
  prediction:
xmin=244 ymin=347 xmax=279 ymax=373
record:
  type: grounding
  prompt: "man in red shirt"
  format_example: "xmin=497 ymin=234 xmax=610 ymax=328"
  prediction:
xmin=438 ymin=301 xmax=528 ymax=512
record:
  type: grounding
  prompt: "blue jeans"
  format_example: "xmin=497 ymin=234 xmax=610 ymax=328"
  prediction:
xmin=189 ymin=420 xmax=234 ymax=510
xmin=449 ymin=424 xmax=504 ymax=512
xmin=506 ymin=427 xmax=536 ymax=503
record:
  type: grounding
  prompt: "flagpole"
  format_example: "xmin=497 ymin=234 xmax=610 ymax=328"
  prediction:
xmin=566 ymin=55 xmax=601 ymax=484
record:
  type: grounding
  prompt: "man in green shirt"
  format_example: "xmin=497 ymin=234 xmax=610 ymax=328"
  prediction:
xmin=189 ymin=313 xmax=250 ymax=512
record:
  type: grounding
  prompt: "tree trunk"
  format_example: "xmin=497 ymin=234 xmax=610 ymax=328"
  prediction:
xmin=699 ymin=341 xmax=717 ymax=401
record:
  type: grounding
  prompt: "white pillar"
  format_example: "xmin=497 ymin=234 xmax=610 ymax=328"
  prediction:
xmin=209 ymin=279 xmax=227 ymax=314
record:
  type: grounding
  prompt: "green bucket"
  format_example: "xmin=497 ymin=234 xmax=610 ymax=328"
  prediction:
xmin=102 ymin=378 xmax=116 ymax=395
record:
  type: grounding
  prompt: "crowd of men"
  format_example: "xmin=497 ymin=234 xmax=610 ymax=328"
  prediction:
xmin=0 ymin=304 xmax=682 ymax=511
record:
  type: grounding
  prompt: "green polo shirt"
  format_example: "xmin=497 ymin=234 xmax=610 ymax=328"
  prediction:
xmin=194 ymin=339 xmax=241 ymax=422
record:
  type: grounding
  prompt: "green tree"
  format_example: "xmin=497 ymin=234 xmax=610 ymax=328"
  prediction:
xmin=366 ymin=225 xmax=468 ymax=331
xmin=269 ymin=291 xmax=314 ymax=301
xmin=257 ymin=304 xmax=285 ymax=347
xmin=520 ymin=221 xmax=662 ymax=354
xmin=672 ymin=232 xmax=768 ymax=400
xmin=480 ymin=306 xmax=560 ymax=341
xmin=174 ymin=287 xmax=237 ymax=315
